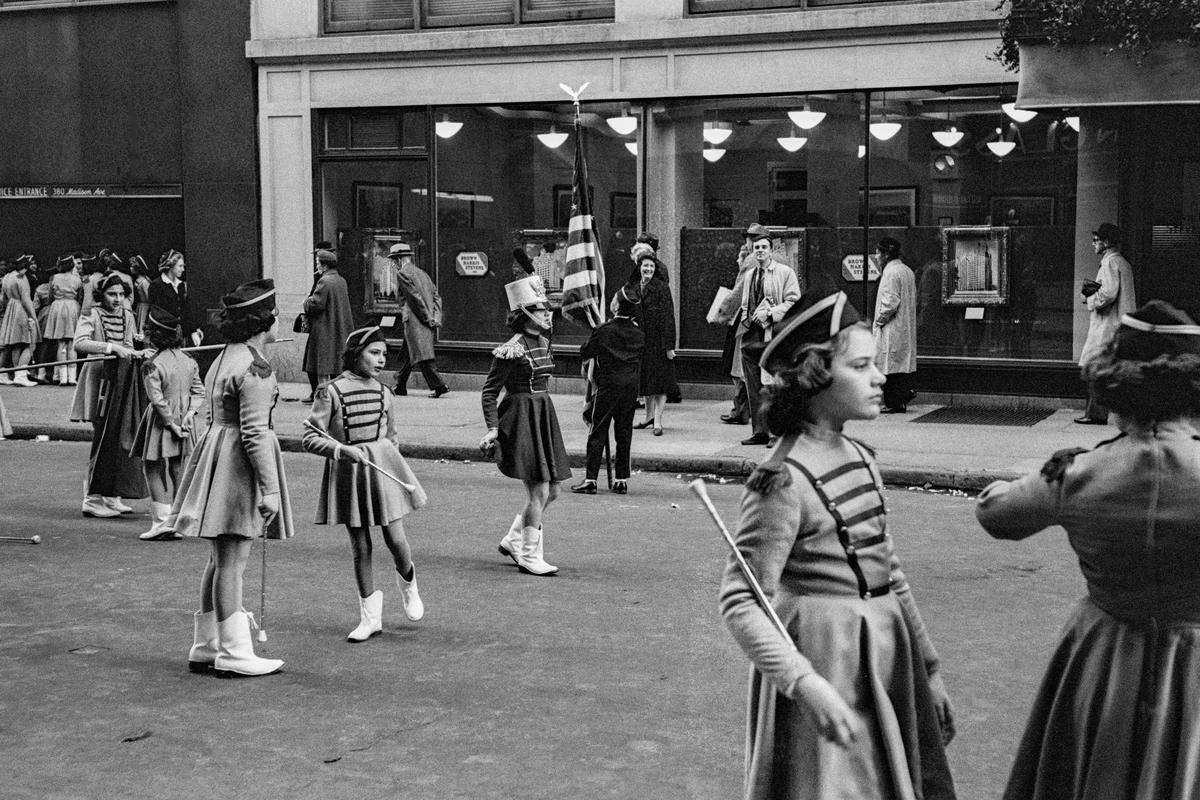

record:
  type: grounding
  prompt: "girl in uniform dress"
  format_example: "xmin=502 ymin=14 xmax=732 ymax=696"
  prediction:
xmin=719 ymin=285 xmax=956 ymax=800
xmin=0 ymin=254 xmax=40 ymax=387
xmin=71 ymin=273 xmax=149 ymax=519
xmin=166 ymin=279 xmax=294 ymax=678
xmin=480 ymin=276 xmax=571 ymax=576
xmin=302 ymin=326 xmax=428 ymax=641
xmin=976 ymin=299 xmax=1200 ymax=800
xmin=43 ymin=254 xmax=82 ymax=385
xmin=132 ymin=306 xmax=204 ymax=541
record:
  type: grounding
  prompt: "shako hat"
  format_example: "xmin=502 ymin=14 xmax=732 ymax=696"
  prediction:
xmin=345 ymin=325 xmax=386 ymax=351
xmin=752 ymin=280 xmax=863 ymax=373
xmin=220 ymin=278 xmax=276 ymax=314
xmin=386 ymin=242 xmax=414 ymax=260
xmin=504 ymin=275 xmax=549 ymax=312
xmin=145 ymin=305 xmax=181 ymax=333
xmin=614 ymin=285 xmax=641 ymax=317
xmin=1113 ymin=300 xmax=1200 ymax=362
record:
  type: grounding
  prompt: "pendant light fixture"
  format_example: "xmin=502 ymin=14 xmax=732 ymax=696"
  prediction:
xmin=625 ymin=141 xmax=638 ymax=156
xmin=776 ymin=124 xmax=807 ymax=153
xmin=606 ymin=108 xmax=638 ymax=136
xmin=787 ymin=97 xmax=826 ymax=130
xmin=703 ymin=120 xmax=732 ymax=145
xmin=869 ymin=92 xmax=901 ymax=141
xmin=1002 ymin=102 xmax=1037 ymax=123
xmin=435 ymin=114 xmax=463 ymax=139
xmin=987 ymin=127 xmax=1016 ymax=157
xmin=1064 ymin=115 xmax=1080 ymax=132
xmin=702 ymin=145 xmax=726 ymax=163
xmin=857 ymin=144 xmax=866 ymax=159
xmin=537 ymin=125 xmax=568 ymax=149
xmin=931 ymin=110 xmax=963 ymax=147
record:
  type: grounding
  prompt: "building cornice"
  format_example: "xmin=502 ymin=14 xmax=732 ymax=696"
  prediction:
xmin=246 ymin=0 xmax=1002 ymax=64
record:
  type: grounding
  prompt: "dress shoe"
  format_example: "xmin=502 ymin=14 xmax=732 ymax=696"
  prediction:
xmin=429 ymin=386 xmax=449 ymax=399
xmin=720 ymin=414 xmax=748 ymax=425
xmin=301 ymin=394 xmax=315 ymax=404
xmin=1073 ymin=416 xmax=1107 ymax=425
xmin=741 ymin=434 xmax=770 ymax=446
xmin=570 ymin=480 xmax=597 ymax=495
xmin=612 ymin=480 xmax=628 ymax=495
xmin=634 ymin=420 xmax=654 ymax=430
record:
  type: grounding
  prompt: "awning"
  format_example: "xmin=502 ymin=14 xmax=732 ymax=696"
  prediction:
xmin=1016 ymin=41 xmax=1200 ymax=108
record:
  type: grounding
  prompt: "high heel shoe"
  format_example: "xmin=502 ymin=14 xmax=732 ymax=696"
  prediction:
xmin=634 ymin=420 xmax=653 ymax=430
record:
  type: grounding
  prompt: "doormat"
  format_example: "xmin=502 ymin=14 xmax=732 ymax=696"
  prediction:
xmin=910 ymin=406 xmax=1055 ymax=426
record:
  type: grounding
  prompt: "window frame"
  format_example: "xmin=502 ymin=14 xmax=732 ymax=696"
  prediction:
xmin=323 ymin=0 xmax=613 ymax=33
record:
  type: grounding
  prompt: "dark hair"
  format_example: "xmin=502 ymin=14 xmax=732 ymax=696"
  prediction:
xmin=876 ymin=237 xmax=902 ymax=262
xmin=1085 ymin=347 xmax=1200 ymax=424
xmin=217 ymin=307 xmax=275 ymax=342
xmin=56 ymin=256 xmax=76 ymax=274
xmin=506 ymin=308 xmax=534 ymax=334
xmin=92 ymin=276 xmax=127 ymax=304
xmin=340 ymin=340 xmax=387 ymax=374
xmin=145 ymin=324 xmax=183 ymax=350
xmin=636 ymin=231 xmax=660 ymax=251
xmin=761 ymin=323 xmax=866 ymax=435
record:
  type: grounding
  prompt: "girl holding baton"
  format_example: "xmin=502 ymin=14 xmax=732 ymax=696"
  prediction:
xmin=302 ymin=326 xmax=428 ymax=642
xmin=718 ymin=284 xmax=955 ymax=800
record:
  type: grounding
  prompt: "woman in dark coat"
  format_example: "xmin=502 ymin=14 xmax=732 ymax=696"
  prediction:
xmin=148 ymin=249 xmax=203 ymax=346
xmin=302 ymin=248 xmax=354 ymax=402
xmin=632 ymin=255 xmax=678 ymax=435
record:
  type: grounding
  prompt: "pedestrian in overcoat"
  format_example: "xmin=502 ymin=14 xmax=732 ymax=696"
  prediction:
xmin=632 ymin=255 xmax=678 ymax=435
xmin=872 ymin=237 xmax=918 ymax=413
xmin=302 ymin=248 xmax=354 ymax=399
xmin=386 ymin=242 xmax=449 ymax=398
xmin=1075 ymin=222 xmax=1137 ymax=425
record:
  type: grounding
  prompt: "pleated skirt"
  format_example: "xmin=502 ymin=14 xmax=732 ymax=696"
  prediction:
xmin=130 ymin=406 xmax=198 ymax=461
xmin=316 ymin=439 xmax=427 ymax=527
xmin=743 ymin=593 xmax=955 ymax=800
xmin=1003 ymin=597 xmax=1200 ymax=800
xmin=167 ymin=424 xmax=295 ymax=540
xmin=43 ymin=299 xmax=80 ymax=340
xmin=0 ymin=302 xmax=35 ymax=345
xmin=496 ymin=392 xmax=571 ymax=483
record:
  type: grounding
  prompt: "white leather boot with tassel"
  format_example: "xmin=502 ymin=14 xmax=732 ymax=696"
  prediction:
xmin=497 ymin=514 xmax=523 ymax=564
xmin=397 ymin=568 xmax=424 ymax=621
xmin=188 ymin=611 xmax=218 ymax=673
xmin=347 ymin=590 xmax=383 ymax=642
xmin=516 ymin=526 xmax=558 ymax=576
xmin=215 ymin=611 xmax=283 ymax=676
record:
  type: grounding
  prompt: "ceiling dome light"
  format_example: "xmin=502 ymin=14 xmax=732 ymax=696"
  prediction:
xmin=932 ymin=127 xmax=964 ymax=147
xmin=703 ymin=121 xmax=732 ymax=145
xmin=435 ymin=115 xmax=463 ymax=139
xmin=857 ymin=144 xmax=866 ymax=159
xmin=787 ymin=103 xmax=826 ymax=130
xmin=777 ymin=134 xmax=807 ymax=153
xmin=702 ymin=146 xmax=726 ymax=163
xmin=1065 ymin=115 xmax=1080 ymax=132
xmin=987 ymin=127 xmax=1016 ymax=157
xmin=537 ymin=126 xmax=568 ymax=149
xmin=1001 ymin=102 xmax=1037 ymax=123
xmin=869 ymin=120 xmax=901 ymax=141
xmin=606 ymin=111 xmax=638 ymax=136
xmin=625 ymin=141 xmax=638 ymax=156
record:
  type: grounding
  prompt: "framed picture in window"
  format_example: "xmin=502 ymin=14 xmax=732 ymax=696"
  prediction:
xmin=859 ymin=186 xmax=917 ymax=227
xmin=552 ymin=184 xmax=593 ymax=229
xmin=941 ymin=226 xmax=1009 ymax=306
xmin=989 ymin=195 xmax=1055 ymax=226
xmin=360 ymin=230 xmax=417 ymax=315
xmin=353 ymin=181 xmax=402 ymax=229
xmin=610 ymin=191 xmax=637 ymax=229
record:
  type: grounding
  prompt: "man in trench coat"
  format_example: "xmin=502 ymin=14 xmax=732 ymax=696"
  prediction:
xmin=387 ymin=242 xmax=449 ymax=398
xmin=302 ymin=246 xmax=354 ymax=402
xmin=873 ymin=236 xmax=918 ymax=413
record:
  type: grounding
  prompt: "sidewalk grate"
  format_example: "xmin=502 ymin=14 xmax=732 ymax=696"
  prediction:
xmin=910 ymin=406 xmax=1055 ymax=426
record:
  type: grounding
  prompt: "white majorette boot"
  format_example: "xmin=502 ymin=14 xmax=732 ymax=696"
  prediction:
xmin=347 ymin=590 xmax=383 ymax=642
xmin=0 ymin=373 xmax=11 ymax=385
xmin=54 ymin=365 xmax=67 ymax=386
xmin=11 ymin=370 xmax=36 ymax=387
xmin=214 ymin=611 xmax=283 ymax=677
xmin=517 ymin=526 xmax=558 ymax=576
xmin=397 ymin=568 xmax=424 ymax=621
xmin=104 ymin=496 xmax=134 ymax=514
xmin=67 ymin=363 xmax=78 ymax=385
xmin=138 ymin=502 xmax=178 ymax=540
xmin=188 ymin=611 xmax=218 ymax=673
xmin=497 ymin=514 xmax=523 ymax=564
xmin=82 ymin=494 xmax=120 ymax=518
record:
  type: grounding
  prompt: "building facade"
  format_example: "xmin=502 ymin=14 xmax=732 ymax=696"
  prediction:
xmin=0 ymin=0 xmax=259 ymax=322
xmin=240 ymin=0 xmax=1191 ymax=393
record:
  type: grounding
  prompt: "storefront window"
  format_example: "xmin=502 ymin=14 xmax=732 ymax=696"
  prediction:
xmin=433 ymin=102 xmax=637 ymax=347
xmin=323 ymin=0 xmax=613 ymax=33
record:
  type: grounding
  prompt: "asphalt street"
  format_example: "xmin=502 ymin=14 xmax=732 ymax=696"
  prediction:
xmin=0 ymin=442 xmax=1085 ymax=800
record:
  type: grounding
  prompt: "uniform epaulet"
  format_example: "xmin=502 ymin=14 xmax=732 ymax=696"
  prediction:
xmin=1039 ymin=447 xmax=1089 ymax=483
xmin=140 ymin=359 xmax=157 ymax=378
xmin=492 ymin=335 xmax=526 ymax=360
xmin=314 ymin=384 xmax=330 ymax=403
xmin=247 ymin=346 xmax=273 ymax=378
xmin=745 ymin=434 xmax=799 ymax=496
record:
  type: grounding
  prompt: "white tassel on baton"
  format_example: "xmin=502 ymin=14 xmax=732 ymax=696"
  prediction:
xmin=302 ymin=420 xmax=418 ymax=493
xmin=690 ymin=478 xmax=798 ymax=652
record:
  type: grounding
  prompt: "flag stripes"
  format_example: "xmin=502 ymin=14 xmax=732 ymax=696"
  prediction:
xmin=560 ymin=122 xmax=606 ymax=329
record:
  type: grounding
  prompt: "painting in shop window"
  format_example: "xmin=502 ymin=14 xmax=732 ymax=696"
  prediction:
xmin=353 ymin=181 xmax=402 ymax=230
xmin=941 ymin=226 xmax=1009 ymax=307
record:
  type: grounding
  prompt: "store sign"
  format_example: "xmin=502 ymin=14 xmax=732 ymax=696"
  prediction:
xmin=0 ymin=186 xmax=106 ymax=198
xmin=455 ymin=251 xmax=489 ymax=277
xmin=0 ymin=184 xmax=183 ymax=198
xmin=841 ymin=254 xmax=881 ymax=282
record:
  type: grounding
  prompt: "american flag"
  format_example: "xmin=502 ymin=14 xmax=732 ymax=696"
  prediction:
xmin=560 ymin=121 xmax=606 ymax=328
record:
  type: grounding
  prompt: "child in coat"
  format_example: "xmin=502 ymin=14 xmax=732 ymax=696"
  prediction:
xmin=302 ymin=326 xmax=428 ymax=641
xmin=132 ymin=306 xmax=204 ymax=540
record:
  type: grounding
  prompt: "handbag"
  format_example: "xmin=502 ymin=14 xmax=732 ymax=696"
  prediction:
xmin=292 ymin=312 xmax=310 ymax=333
xmin=1080 ymin=279 xmax=1102 ymax=298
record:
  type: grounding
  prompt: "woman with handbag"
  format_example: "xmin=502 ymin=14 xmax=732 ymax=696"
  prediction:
xmin=301 ymin=243 xmax=353 ymax=404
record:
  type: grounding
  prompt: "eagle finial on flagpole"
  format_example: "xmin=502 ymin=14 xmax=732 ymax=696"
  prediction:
xmin=559 ymin=82 xmax=589 ymax=122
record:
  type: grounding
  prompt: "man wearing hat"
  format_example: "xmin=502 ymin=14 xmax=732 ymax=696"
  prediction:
xmin=302 ymin=243 xmax=354 ymax=403
xmin=711 ymin=223 xmax=772 ymax=425
xmin=1076 ymin=222 xmax=1136 ymax=424
xmin=386 ymin=242 xmax=448 ymax=399
xmin=738 ymin=227 xmax=800 ymax=445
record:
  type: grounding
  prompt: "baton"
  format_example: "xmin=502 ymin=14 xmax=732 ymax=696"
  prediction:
xmin=256 ymin=517 xmax=269 ymax=643
xmin=0 ymin=338 xmax=296 ymax=376
xmin=690 ymin=478 xmax=797 ymax=651
xmin=302 ymin=420 xmax=418 ymax=493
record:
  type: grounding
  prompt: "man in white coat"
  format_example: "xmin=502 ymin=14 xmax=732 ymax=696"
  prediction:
xmin=1075 ymin=222 xmax=1136 ymax=425
xmin=873 ymin=237 xmax=918 ymax=413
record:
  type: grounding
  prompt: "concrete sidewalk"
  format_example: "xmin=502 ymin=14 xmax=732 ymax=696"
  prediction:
xmin=0 ymin=379 xmax=1112 ymax=490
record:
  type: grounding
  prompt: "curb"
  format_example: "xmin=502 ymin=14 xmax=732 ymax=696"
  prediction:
xmin=9 ymin=423 xmax=1017 ymax=492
